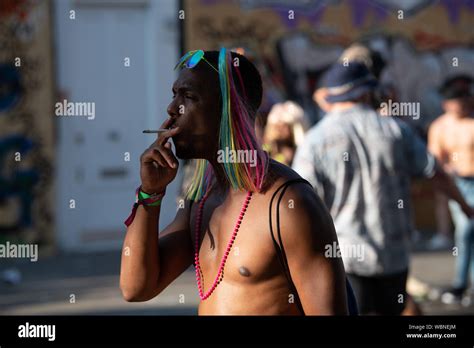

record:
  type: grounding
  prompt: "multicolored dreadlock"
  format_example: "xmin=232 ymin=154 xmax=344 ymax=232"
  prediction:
xmin=180 ymin=48 xmax=268 ymax=201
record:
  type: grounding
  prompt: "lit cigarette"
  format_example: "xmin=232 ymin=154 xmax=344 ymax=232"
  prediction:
xmin=142 ymin=129 xmax=168 ymax=134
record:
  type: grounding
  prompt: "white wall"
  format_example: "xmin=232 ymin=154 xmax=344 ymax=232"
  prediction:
xmin=54 ymin=0 xmax=181 ymax=251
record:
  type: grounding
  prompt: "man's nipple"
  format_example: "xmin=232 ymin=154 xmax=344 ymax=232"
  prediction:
xmin=239 ymin=266 xmax=251 ymax=277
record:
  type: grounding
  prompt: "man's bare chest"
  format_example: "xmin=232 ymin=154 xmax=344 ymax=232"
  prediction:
xmin=189 ymin=194 xmax=281 ymax=285
xmin=443 ymin=120 xmax=474 ymax=152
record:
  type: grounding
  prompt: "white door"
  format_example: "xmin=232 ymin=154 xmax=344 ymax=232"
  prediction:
xmin=54 ymin=0 xmax=180 ymax=251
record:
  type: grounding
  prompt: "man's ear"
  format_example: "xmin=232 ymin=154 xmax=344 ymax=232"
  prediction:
xmin=313 ymin=88 xmax=332 ymax=113
xmin=441 ymin=100 xmax=450 ymax=112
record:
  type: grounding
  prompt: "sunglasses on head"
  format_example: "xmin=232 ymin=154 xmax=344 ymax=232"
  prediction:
xmin=174 ymin=50 xmax=219 ymax=73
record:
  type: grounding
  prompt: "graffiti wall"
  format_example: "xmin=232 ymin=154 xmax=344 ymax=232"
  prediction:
xmin=0 ymin=0 xmax=54 ymax=248
xmin=184 ymin=0 xmax=474 ymax=130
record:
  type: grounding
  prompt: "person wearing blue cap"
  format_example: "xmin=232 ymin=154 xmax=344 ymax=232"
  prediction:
xmin=292 ymin=62 xmax=474 ymax=315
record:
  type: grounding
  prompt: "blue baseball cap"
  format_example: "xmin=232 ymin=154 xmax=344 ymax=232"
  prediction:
xmin=323 ymin=62 xmax=377 ymax=103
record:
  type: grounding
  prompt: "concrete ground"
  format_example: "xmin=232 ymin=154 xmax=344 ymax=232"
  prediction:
xmin=0 ymin=249 xmax=472 ymax=315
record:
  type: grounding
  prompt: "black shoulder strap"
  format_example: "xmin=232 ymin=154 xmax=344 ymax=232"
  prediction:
xmin=269 ymin=178 xmax=312 ymax=315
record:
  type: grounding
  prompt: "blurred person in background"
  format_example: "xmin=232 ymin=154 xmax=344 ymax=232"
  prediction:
xmin=313 ymin=43 xmax=386 ymax=116
xmin=339 ymin=44 xmax=427 ymax=314
xmin=263 ymin=101 xmax=309 ymax=166
xmin=428 ymin=75 xmax=474 ymax=304
xmin=292 ymin=61 xmax=474 ymax=315
xmin=426 ymin=191 xmax=452 ymax=250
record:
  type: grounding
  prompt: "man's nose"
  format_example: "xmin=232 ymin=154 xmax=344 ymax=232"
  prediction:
xmin=167 ymin=100 xmax=179 ymax=119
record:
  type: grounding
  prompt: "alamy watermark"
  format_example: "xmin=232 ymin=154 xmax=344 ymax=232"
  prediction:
xmin=55 ymin=99 xmax=95 ymax=120
xmin=380 ymin=99 xmax=420 ymax=120
xmin=18 ymin=322 xmax=55 ymax=341
xmin=0 ymin=241 xmax=38 ymax=262
xmin=217 ymin=147 xmax=257 ymax=167
xmin=324 ymin=241 xmax=365 ymax=262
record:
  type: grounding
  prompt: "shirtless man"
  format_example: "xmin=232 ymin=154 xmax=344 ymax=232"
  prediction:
xmin=428 ymin=75 xmax=474 ymax=303
xmin=119 ymin=49 xmax=348 ymax=315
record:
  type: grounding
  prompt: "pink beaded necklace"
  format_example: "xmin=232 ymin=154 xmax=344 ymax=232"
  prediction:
xmin=194 ymin=189 xmax=253 ymax=300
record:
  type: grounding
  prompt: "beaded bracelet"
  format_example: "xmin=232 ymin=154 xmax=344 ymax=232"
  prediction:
xmin=124 ymin=186 xmax=166 ymax=227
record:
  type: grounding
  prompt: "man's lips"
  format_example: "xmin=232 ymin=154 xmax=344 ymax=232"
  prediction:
xmin=168 ymin=122 xmax=183 ymax=138
xmin=165 ymin=118 xmax=179 ymax=132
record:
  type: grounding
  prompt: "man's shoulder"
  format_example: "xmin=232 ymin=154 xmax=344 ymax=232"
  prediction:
xmin=263 ymin=159 xmax=313 ymax=194
xmin=430 ymin=113 xmax=451 ymax=130
xmin=312 ymin=112 xmax=343 ymax=130
xmin=260 ymin=161 xmax=334 ymax=245
xmin=305 ymin=114 xmax=348 ymax=142
xmin=263 ymin=160 xmax=321 ymax=209
xmin=269 ymin=167 xmax=333 ymax=236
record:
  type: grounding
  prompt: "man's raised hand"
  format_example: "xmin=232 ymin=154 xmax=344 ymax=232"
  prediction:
xmin=140 ymin=117 xmax=180 ymax=194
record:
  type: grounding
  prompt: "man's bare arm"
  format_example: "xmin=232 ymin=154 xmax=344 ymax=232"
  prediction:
xmin=120 ymin=200 xmax=193 ymax=302
xmin=430 ymin=162 xmax=474 ymax=217
xmin=278 ymin=183 xmax=349 ymax=315
xmin=427 ymin=120 xmax=446 ymax=163
xmin=119 ymin=118 xmax=193 ymax=302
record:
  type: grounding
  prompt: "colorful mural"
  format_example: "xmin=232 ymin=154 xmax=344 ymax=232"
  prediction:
xmin=199 ymin=0 xmax=474 ymax=26
xmin=0 ymin=0 xmax=54 ymax=247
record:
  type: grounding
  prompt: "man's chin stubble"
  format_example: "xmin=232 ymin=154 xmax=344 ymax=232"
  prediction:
xmin=174 ymin=136 xmax=216 ymax=160
xmin=174 ymin=145 xmax=199 ymax=160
